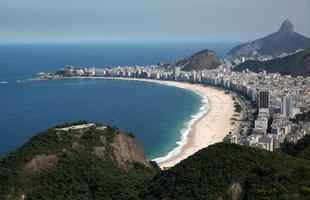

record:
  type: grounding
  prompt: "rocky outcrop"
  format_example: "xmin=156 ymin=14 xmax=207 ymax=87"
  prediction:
xmin=93 ymin=146 xmax=105 ymax=158
xmin=229 ymin=182 xmax=242 ymax=200
xmin=176 ymin=49 xmax=221 ymax=71
xmin=228 ymin=20 xmax=310 ymax=56
xmin=72 ymin=142 xmax=85 ymax=152
xmin=111 ymin=134 xmax=150 ymax=169
xmin=23 ymin=154 xmax=58 ymax=172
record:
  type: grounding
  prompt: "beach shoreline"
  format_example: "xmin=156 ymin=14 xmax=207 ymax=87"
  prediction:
xmin=65 ymin=77 xmax=235 ymax=169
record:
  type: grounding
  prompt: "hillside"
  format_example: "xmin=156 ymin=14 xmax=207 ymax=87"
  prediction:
xmin=281 ymin=134 xmax=310 ymax=160
xmin=233 ymin=49 xmax=310 ymax=76
xmin=1 ymin=122 xmax=310 ymax=199
xmin=145 ymin=142 xmax=310 ymax=200
xmin=176 ymin=49 xmax=221 ymax=71
xmin=0 ymin=121 xmax=159 ymax=200
xmin=228 ymin=20 xmax=310 ymax=56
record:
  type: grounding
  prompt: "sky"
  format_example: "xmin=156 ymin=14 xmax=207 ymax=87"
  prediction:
xmin=0 ymin=0 xmax=309 ymax=43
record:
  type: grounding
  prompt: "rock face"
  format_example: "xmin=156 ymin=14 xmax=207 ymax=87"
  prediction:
xmin=228 ymin=20 xmax=310 ymax=56
xmin=176 ymin=49 xmax=221 ymax=71
xmin=229 ymin=182 xmax=242 ymax=200
xmin=111 ymin=134 xmax=150 ymax=168
xmin=23 ymin=154 xmax=58 ymax=172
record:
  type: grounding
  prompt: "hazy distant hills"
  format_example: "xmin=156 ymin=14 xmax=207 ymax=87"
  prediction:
xmin=228 ymin=20 xmax=310 ymax=57
xmin=1 ymin=121 xmax=310 ymax=199
xmin=233 ymin=49 xmax=310 ymax=77
xmin=176 ymin=49 xmax=221 ymax=71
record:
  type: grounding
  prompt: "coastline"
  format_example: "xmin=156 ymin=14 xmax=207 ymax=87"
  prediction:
xmin=65 ymin=77 xmax=235 ymax=168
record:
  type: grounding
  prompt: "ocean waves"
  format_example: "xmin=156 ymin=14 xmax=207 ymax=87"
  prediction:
xmin=153 ymin=92 xmax=209 ymax=163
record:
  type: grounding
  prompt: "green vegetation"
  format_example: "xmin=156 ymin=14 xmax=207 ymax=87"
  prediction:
xmin=233 ymin=49 xmax=310 ymax=77
xmin=291 ymin=110 xmax=310 ymax=123
xmin=144 ymin=143 xmax=310 ymax=200
xmin=176 ymin=49 xmax=221 ymax=71
xmin=234 ymin=101 xmax=242 ymax=113
xmin=0 ymin=153 xmax=156 ymax=200
xmin=1 ymin=122 xmax=310 ymax=199
xmin=0 ymin=122 xmax=159 ymax=199
xmin=281 ymin=134 xmax=310 ymax=160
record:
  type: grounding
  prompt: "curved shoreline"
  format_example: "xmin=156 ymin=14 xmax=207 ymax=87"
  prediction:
xmin=65 ymin=77 xmax=235 ymax=168
xmin=152 ymin=92 xmax=209 ymax=164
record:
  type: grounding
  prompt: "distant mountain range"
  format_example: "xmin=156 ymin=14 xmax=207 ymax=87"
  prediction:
xmin=1 ymin=121 xmax=310 ymax=199
xmin=228 ymin=20 xmax=310 ymax=57
xmin=176 ymin=49 xmax=221 ymax=71
xmin=233 ymin=48 xmax=310 ymax=76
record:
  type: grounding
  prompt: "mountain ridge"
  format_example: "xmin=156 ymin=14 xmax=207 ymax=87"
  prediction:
xmin=233 ymin=48 xmax=310 ymax=76
xmin=228 ymin=20 xmax=310 ymax=56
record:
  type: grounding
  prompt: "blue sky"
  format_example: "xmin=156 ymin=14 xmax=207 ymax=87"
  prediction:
xmin=0 ymin=0 xmax=309 ymax=43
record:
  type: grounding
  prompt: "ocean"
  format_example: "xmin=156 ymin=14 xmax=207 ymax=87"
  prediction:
xmin=0 ymin=42 xmax=236 ymax=160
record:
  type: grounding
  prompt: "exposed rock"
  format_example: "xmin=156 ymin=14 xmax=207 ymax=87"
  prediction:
xmin=72 ymin=142 xmax=85 ymax=152
xmin=93 ymin=146 xmax=105 ymax=158
xmin=23 ymin=154 xmax=57 ymax=172
xmin=228 ymin=20 xmax=310 ymax=56
xmin=20 ymin=194 xmax=25 ymax=200
xmin=100 ymin=135 xmax=107 ymax=146
xmin=176 ymin=49 xmax=221 ymax=71
xmin=229 ymin=182 xmax=242 ymax=200
xmin=111 ymin=134 xmax=150 ymax=169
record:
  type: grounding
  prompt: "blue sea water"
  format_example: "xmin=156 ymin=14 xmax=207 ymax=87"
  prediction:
xmin=0 ymin=43 xmax=236 ymax=159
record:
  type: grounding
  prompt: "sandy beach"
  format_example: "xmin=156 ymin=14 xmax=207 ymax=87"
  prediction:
xmin=67 ymin=77 xmax=235 ymax=169
xmin=144 ymin=80 xmax=235 ymax=168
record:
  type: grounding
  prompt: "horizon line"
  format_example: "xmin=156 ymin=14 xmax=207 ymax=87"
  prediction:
xmin=0 ymin=41 xmax=243 ymax=45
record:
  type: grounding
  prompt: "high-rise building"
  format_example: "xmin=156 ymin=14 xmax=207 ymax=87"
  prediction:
xmin=258 ymin=90 xmax=269 ymax=110
xmin=282 ymin=94 xmax=294 ymax=118
xmin=173 ymin=67 xmax=180 ymax=80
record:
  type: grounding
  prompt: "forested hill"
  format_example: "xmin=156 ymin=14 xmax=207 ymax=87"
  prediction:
xmin=176 ymin=49 xmax=221 ymax=71
xmin=0 ymin=121 xmax=159 ymax=199
xmin=233 ymin=49 xmax=310 ymax=77
xmin=1 ymin=122 xmax=309 ymax=199
xmin=145 ymin=141 xmax=310 ymax=199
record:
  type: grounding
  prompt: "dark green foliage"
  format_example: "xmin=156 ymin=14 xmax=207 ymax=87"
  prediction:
xmin=1 ymin=122 xmax=310 ymax=200
xmin=291 ymin=111 xmax=310 ymax=123
xmin=0 ymin=123 xmax=159 ymax=199
xmin=106 ymin=125 xmax=121 ymax=142
xmin=281 ymin=134 xmax=310 ymax=160
xmin=24 ymin=154 xmax=156 ymax=200
xmin=145 ymin=143 xmax=310 ymax=200
xmin=234 ymin=102 xmax=242 ymax=113
xmin=0 ymin=129 xmax=75 ymax=170
xmin=127 ymin=132 xmax=135 ymax=138
xmin=233 ymin=49 xmax=310 ymax=77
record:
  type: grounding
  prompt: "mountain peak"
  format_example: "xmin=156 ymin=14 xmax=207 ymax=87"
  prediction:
xmin=228 ymin=19 xmax=310 ymax=56
xmin=278 ymin=19 xmax=294 ymax=34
